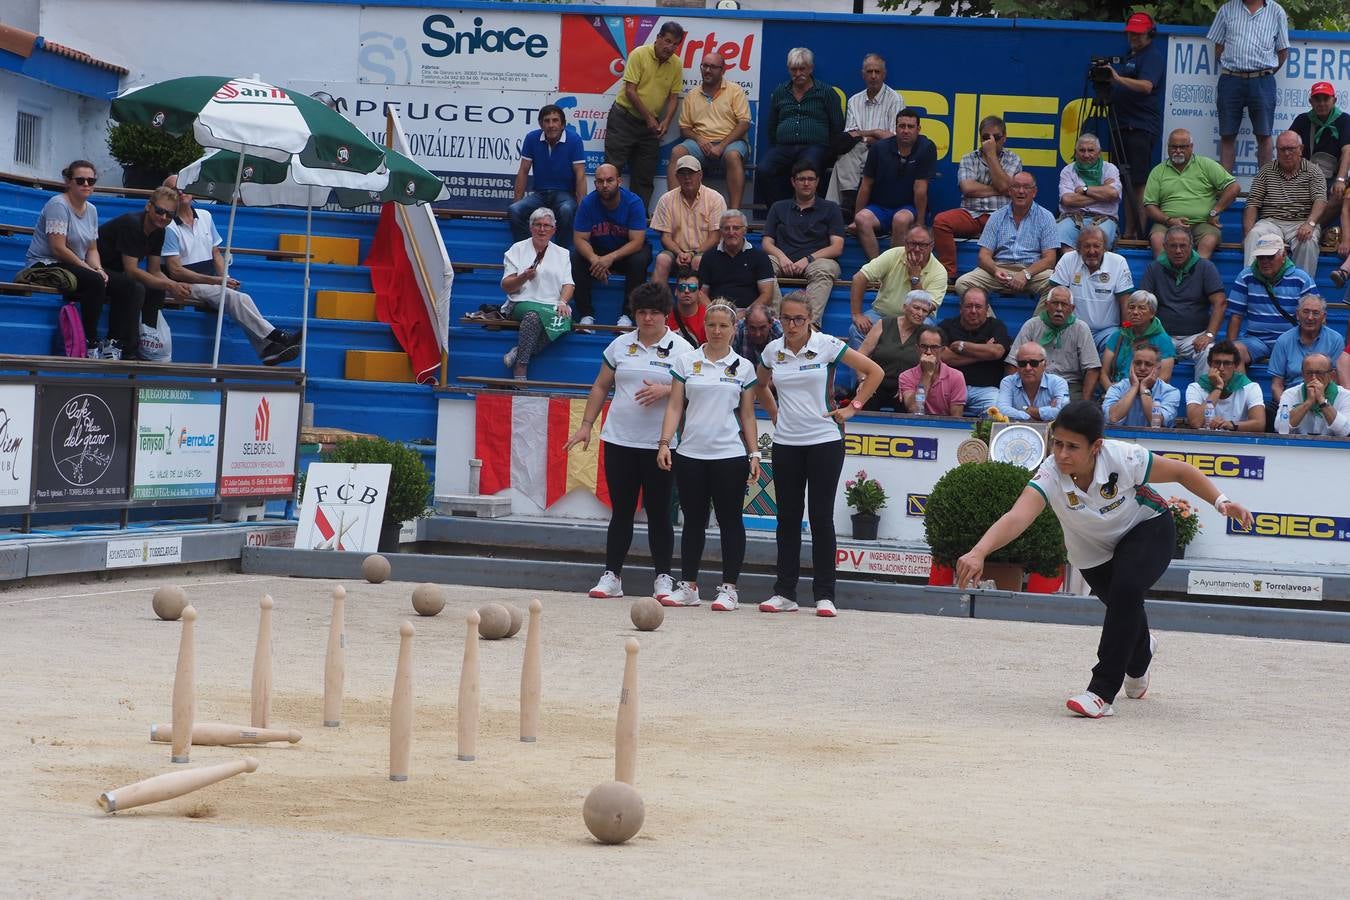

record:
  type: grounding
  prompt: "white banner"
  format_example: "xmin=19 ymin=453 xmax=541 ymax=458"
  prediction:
xmin=1187 ymin=570 xmax=1323 ymax=601
xmin=358 ymin=7 xmax=561 ymax=90
xmin=835 ymin=547 xmax=934 ymax=578
xmin=1163 ymin=36 xmax=1350 ymax=185
xmin=0 ymin=385 xmax=35 ymax=508
xmin=106 ymin=536 xmax=183 ymax=569
xmin=297 ymin=463 xmax=391 ymax=553
xmin=219 ymin=392 xmax=299 ymax=498
xmin=132 ymin=389 xmax=221 ymax=501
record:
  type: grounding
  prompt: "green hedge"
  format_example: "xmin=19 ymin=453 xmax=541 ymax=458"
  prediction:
xmin=924 ymin=461 xmax=1066 ymax=576
xmin=323 ymin=437 xmax=431 ymax=527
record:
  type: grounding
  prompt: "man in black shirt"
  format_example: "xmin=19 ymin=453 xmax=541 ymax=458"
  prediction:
xmin=697 ymin=210 xmax=775 ymax=312
xmin=95 ymin=186 xmax=191 ymax=359
xmin=760 ymin=160 xmax=846 ymax=325
xmin=938 ymin=286 xmax=1011 ymax=415
xmin=1107 ymin=13 xmax=1166 ymax=240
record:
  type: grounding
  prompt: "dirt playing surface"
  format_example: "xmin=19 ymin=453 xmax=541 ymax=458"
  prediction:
xmin=2 ymin=571 xmax=1346 ymax=897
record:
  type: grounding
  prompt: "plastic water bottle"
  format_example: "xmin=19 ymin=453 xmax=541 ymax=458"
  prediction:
xmin=914 ymin=385 xmax=926 ymax=415
xmin=1151 ymin=403 xmax=1163 ymax=428
xmin=1204 ymin=400 xmax=1216 ymax=427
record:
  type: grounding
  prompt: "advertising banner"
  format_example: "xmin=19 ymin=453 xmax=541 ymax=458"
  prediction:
xmin=106 ymin=536 xmax=183 ymax=569
xmin=358 ymin=7 xmax=560 ymax=91
xmin=34 ymin=385 xmax=132 ymax=504
xmin=0 ymin=385 xmax=36 ymax=509
xmin=132 ymin=388 xmax=221 ymax=501
xmin=297 ymin=462 xmax=392 ymax=553
xmin=1187 ymin=569 xmax=1322 ymax=601
xmin=220 ymin=391 xmax=300 ymax=498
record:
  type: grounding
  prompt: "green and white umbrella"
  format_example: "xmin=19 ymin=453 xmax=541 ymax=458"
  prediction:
xmin=111 ymin=76 xmax=389 ymax=366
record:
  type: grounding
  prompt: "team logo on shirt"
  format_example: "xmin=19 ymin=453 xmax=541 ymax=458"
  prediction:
xmin=1072 ymin=273 xmax=1083 ymax=285
xmin=804 ymin=350 xmax=818 ymax=360
xmin=1099 ymin=473 xmax=1119 ymax=499
xmin=775 ymin=351 xmax=786 ymax=363
xmin=655 ymin=341 xmax=673 ymax=358
xmin=626 ymin=343 xmax=639 ymax=356
xmin=1066 ymin=491 xmax=1082 ymax=507
xmin=692 ymin=360 xmax=703 ymax=375
xmin=1094 ymin=272 xmax=1111 ymax=283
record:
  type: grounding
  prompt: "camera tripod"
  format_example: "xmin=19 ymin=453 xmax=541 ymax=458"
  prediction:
xmin=1075 ymin=76 xmax=1144 ymax=242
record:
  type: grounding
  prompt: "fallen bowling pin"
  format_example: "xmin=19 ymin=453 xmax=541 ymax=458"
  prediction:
xmin=150 ymin=722 xmax=302 ymax=746
xmin=98 ymin=757 xmax=259 ymax=813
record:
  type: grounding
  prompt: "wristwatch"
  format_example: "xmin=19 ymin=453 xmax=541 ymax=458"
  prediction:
xmin=850 ymin=399 xmax=864 ymax=410
xmin=1141 ymin=387 xmax=1151 ymax=396
xmin=1209 ymin=208 xmax=1220 ymax=219
xmin=1204 ymin=331 xmax=1214 ymax=339
xmin=1317 ymin=400 xmax=1329 ymax=411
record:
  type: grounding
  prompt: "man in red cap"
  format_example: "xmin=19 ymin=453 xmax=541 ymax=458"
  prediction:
xmin=1106 ymin=13 xmax=1166 ymax=240
xmin=1288 ymin=82 xmax=1349 ymax=251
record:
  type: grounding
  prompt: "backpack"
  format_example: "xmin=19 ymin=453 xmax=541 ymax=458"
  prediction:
xmin=58 ymin=302 xmax=87 ymax=358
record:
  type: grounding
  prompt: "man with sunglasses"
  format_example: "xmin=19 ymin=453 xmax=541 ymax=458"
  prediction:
xmin=998 ymin=342 xmax=1069 ymax=422
xmin=94 ymin=186 xmax=192 ymax=361
xmin=1275 ymin=353 xmax=1350 ymax=436
xmin=933 ymin=115 xmax=1023 ymax=278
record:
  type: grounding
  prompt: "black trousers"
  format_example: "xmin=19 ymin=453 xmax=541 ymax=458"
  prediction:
xmin=771 ymin=439 xmax=845 ymax=601
xmin=104 ymin=271 xmax=162 ymax=356
xmin=1078 ymin=510 xmax=1175 ymax=703
xmin=602 ymin=441 xmax=674 ymax=576
xmin=35 ymin=262 xmax=106 ymax=340
xmin=571 ymin=245 xmax=651 ymax=320
xmin=674 ymin=453 xmax=749 ymax=585
xmin=604 ymin=105 xmax=660 ymax=212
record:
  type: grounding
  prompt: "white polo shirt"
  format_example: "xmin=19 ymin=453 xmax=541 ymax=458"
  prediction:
xmin=760 ymin=331 xmax=847 ymax=447
xmin=1028 ymin=439 xmax=1164 ymax=569
xmin=1184 ymin=381 xmax=1265 ymax=423
xmin=671 ymin=347 xmax=757 ymax=460
xmin=600 ymin=328 xmax=694 ymax=450
xmin=162 ymin=207 xmax=221 ymax=266
xmin=1050 ymin=251 xmax=1133 ymax=334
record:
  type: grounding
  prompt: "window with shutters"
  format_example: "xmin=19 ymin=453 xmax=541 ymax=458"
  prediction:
xmin=14 ymin=109 xmax=42 ymax=167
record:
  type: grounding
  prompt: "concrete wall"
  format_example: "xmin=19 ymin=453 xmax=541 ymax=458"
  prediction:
xmin=0 ymin=71 xmax=110 ymax=180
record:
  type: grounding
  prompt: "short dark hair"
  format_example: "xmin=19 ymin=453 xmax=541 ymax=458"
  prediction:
xmin=920 ymin=326 xmax=945 ymax=345
xmin=791 ymin=159 xmax=819 ymax=179
xmin=1131 ymin=340 xmax=1160 ymax=357
xmin=674 ymin=265 xmax=697 ymax=281
xmin=1053 ymin=400 xmax=1105 ymax=443
xmin=538 ymin=104 xmax=565 ymax=123
xmin=658 ymin=21 xmax=686 ymax=40
xmin=896 ymin=107 xmax=921 ymax=126
xmin=63 ymin=160 xmax=97 ymax=179
xmin=1208 ymin=339 xmax=1240 ymax=363
xmin=780 ymin=291 xmax=811 ymax=314
xmin=629 ymin=282 xmax=673 ymax=315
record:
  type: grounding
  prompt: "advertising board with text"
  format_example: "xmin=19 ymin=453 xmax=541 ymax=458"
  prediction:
xmin=0 ymin=385 xmax=36 ymax=509
xmin=132 ymin=388 xmax=221 ymax=501
xmin=34 ymin=385 xmax=132 ymax=505
xmin=220 ymin=391 xmax=300 ymax=498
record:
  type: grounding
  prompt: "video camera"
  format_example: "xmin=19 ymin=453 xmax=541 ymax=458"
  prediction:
xmin=1090 ymin=56 xmax=1123 ymax=84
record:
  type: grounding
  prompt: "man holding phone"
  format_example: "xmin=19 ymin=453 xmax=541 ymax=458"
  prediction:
xmin=932 ymin=115 xmax=1023 ymax=278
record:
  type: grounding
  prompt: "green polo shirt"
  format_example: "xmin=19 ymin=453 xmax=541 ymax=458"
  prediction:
xmin=1142 ymin=156 xmax=1235 ymax=225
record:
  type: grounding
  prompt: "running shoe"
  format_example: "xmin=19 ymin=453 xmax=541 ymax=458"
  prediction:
xmin=660 ymin=580 xmax=700 ymax=607
xmin=710 ymin=584 xmax=738 ymax=611
xmin=502 ymin=346 xmax=518 ymax=369
xmin=1066 ymin=691 xmax=1114 ymax=718
xmin=1123 ymin=634 xmax=1159 ymax=700
xmin=815 ymin=598 xmax=837 ymax=618
xmin=653 ymin=573 xmax=674 ymax=602
xmin=588 ymin=570 xmax=623 ymax=599
xmin=758 ymin=595 xmax=799 ymax=613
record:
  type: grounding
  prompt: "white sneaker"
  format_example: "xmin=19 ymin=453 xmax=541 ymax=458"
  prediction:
xmin=653 ymin=573 xmax=674 ymax=602
xmin=588 ymin=570 xmax=623 ymax=599
xmin=1123 ymin=634 xmax=1158 ymax=700
xmin=758 ymin=595 xmax=799 ymax=613
xmin=1066 ymin=691 xmax=1114 ymax=719
xmin=577 ymin=315 xmax=595 ymax=334
xmin=502 ymin=346 xmax=518 ymax=369
xmin=660 ymin=580 xmax=700 ymax=607
xmin=710 ymin=584 xmax=738 ymax=611
xmin=815 ymin=598 xmax=837 ymax=618
xmin=616 ymin=314 xmax=633 ymax=328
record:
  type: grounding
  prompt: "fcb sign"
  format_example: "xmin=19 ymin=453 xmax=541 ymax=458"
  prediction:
xmin=220 ymin=391 xmax=300 ymax=498
xmin=297 ymin=463 xmax=391 ymax=553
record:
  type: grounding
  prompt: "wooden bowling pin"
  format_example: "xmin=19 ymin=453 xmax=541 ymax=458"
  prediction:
xmin=519 ymin=599 xmax=542 ymax=742
xmin=457 ymin=610 xmax=480 ymax=762
xmin=251 ymin=594 xmax=273 ymax=728
xmin=388 ymin=621 xmax=415 ymax=782
xmin=323 ymin=585 xmax=346 ymax=727
xmin=615 ymin=638 xmax=639 ymax=785
xmin=98 ymin=757 xmax=259 ymax=813
xmin=150 ymin=722 xmax=301 ymax=746
xmin=170 ymin=605 xmax=197 ymax=764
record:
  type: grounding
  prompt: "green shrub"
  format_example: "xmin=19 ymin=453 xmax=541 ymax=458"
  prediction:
xmin=323 ymin=437 xmax=431 ymax=527
xmin=923 ymin=461 xmax=1066 ymax=576
xmin=106 ymin=122 xmax=202 ymax=172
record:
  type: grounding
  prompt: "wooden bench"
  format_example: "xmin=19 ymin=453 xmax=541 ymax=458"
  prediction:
xmin=0 ymin=280 xmax=58 ymax=296
xmin=0 ymin=224 xmax=35 ymax=238
xmin=458 ymin=314 xmax=629 ymax=334
xmin=458 ymin=375 xmax=593 ymax=393
xmin=228 ymin=246 xmax=312 ymax=262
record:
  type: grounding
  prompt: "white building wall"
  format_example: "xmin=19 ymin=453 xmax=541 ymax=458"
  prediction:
xmin=0 ymin=71 xmax=109 ymax=180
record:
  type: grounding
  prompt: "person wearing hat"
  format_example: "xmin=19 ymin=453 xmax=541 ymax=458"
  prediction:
xmin=1288 ymin=81 xmax=1350 ymax=255
xmin=1206 ymin=0 xmax=1290 ymax=173
xmin=1224 ymin=233 xmax=1318 ymax=367
xmin=1106 ymin=13 xmax=1167 ymax=240
xmin=648 ymin=155 xmax=726 ymax=307
xmin=1241 ymin=130 xmax=1326 ymax=275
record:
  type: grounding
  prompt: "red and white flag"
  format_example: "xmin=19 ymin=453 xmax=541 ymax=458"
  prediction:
xmin=475 ymin=394 xmax=612 ymax=510
xmin=364 ymin=110 xmax=452 ymax=384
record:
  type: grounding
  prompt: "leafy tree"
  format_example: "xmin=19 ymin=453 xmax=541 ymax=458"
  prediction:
xmin=876 ymin=0 xmax=1349 ymax=32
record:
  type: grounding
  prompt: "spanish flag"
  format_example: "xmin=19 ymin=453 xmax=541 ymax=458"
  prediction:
xmin=475 ymin=394 xmax=612 ymax=510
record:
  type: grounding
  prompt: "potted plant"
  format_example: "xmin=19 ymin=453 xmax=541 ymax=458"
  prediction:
xmin=1167 ymin=496 xmax=1202 ymax=559
xmin=324 ymin=436 xmax=432 ymax=553
xmin=844 ymin=469 xmax=887 ymax=540
xmin=923 ymin=461 xmax=1067 ymax=590
xmin=106 ymin=122 xmax=202 ymax=189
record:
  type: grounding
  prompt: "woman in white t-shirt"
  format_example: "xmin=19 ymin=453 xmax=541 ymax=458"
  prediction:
xmin=656 ymin=301 xmax=761 ymax=612
xmin=23 ymin=160 xmax=108 ymax=350
xmin=955 ymin=400 xmax=1253 ymax=719
xmin=755 ymin=291 xmax=883 ymax=617
xmin=500 ymin=207 xmax=574 ymax=380
xmin=564 ymin=283 xmax=694 ymax=602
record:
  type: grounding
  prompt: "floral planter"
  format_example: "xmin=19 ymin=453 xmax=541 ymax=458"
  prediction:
xmin=850 ymin=512 xmax=880 ymax=541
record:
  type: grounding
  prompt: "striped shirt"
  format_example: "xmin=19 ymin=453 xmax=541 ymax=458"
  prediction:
xmin=844 ymin=87 xmax=903 ymax=135
xmin=1246 ymin=159 xmax=1326 ymax=222
xmin=650 ymin=185 xmax=727 ymax=254
xmin=1227 ymin=261 xmax=1317 ymax=341
xmin=977 ymin=202 xmax=1059 ymax=266
xmin=957 ymin=148 xmax=1024 ymax=214
xmin=1206 ymin=0 xmax=1289 ymax=72
xmin=765 ymin=79 xmax=844 ymax=147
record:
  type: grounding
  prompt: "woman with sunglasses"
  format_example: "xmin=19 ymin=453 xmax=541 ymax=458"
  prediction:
xmin=564 ymin=283 xmax=694 ymax=602
xmin=956 ymin=400 xmax=1253 ymax=719
xmin=23 ymin=160 xmax=107 ymax=354
xmin=657 ymin=300 xmax=760 ymax=611
xmin=756 ymin=292 xmax=883 ymax=617
xmin=667 ymin=265 xmax=707 ymax=345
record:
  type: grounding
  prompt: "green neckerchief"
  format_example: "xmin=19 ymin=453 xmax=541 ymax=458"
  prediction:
xmin=1197 ymin=370 xmax=1253 ymax=397
xmin=1037 ymin=310 xmax=1077 ymax=349
xmin=1300 ymin=381 xmax=1339 ymax=404
xmin=1074 ymin=157 xmax=1104 ymax=187
xmin=1111 ymin=316 xmax=1166 ymax=380
xmin=1309 ymin=106 xmax=1343 ymax=147
xmin=1251 ymin=256 xmax=1294 ymax=287
xmin=1158 ymin=250 xmax=1200 ymax=287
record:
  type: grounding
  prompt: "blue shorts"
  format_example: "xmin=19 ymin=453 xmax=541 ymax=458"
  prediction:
xmin=1216 ymin=73 xmax=1277 ymax=137
xmin=676 ymin=139 xmax=750 ymax=173
xmin=1238 ymin=334 xmax=1273 ymax=364
xmin=862 ymin=204 xmax=917 ymax=226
